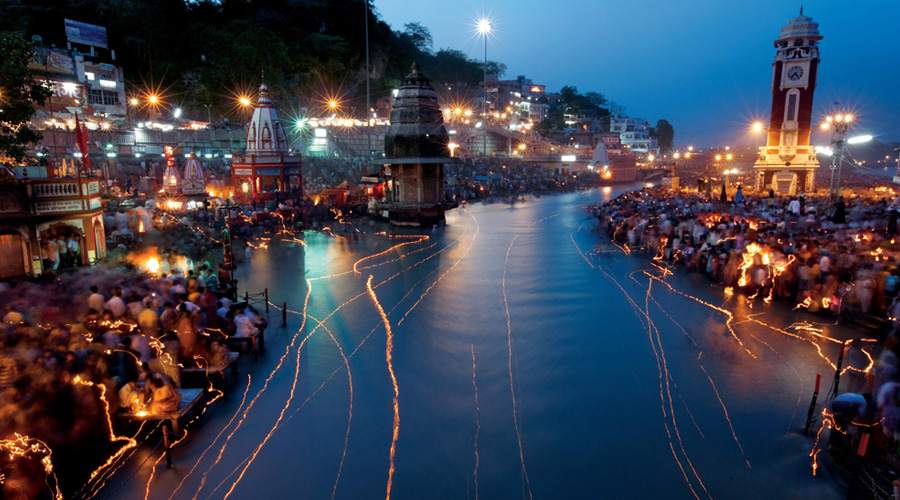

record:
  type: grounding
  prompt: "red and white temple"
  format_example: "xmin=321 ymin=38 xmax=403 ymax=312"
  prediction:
xmin=231 ymin=84 xmax=302 ymax=201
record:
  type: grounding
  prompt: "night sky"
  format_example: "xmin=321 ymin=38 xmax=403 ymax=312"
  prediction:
xmin=374 ymin=0 xmax=900 ymax=148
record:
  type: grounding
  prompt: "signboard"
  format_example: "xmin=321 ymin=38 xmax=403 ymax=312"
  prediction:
xmin=285 ymin=168 xmax=302 ymax=175
xmin=64 ymin=19 xmax=108 ymax=48
xmin=28 ymin=50 xmax=75 ymax=75
xmin=256 ymin=168 xmax=281 ymax=176
xmin=34 ymin=78 xmax=86 ymax=107
xmin=88 ymin=181 xmax=99 ymax=195
xmin=35 ymin=199 xmax=83 ymax=214
xmin=233 ymin=168 xmax=253 ymax=176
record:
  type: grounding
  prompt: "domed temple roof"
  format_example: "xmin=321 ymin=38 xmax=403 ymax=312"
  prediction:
xmin=384 ymin=62 xmax=449 ymax=162
xmin=182 ymin=152 xmax=205 ymax=182
xmin=778 ymin=9 xmax=822 ymax=41
xmin=246 ymin=83 xmax=288 ymax=155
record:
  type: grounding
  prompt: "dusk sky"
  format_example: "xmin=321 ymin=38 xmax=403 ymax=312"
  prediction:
xmin=374 ymin=0 xmax=900 ymax=149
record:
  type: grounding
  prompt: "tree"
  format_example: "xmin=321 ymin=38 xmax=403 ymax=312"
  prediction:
xmin=403 ymin=22 xmax=433 ymax=56
xmin=656 ymin=119 xmax=675 ymax=153
xmin=0 ymin=32 xmax=50 ymax=164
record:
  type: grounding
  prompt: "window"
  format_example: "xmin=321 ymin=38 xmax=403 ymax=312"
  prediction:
xmin=84 ymin=72 xmax=95 ymax=81
xmin=87 ymin=88 xmax=120 ymax=106
xmin=99 ymin=79 xmax=117 ymax=88
xmin=785 ymin=91 xmax=798 ymax=122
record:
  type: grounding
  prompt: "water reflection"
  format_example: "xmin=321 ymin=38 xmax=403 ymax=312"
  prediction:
xmin=117 ymin=185 xmax=847 ymax=500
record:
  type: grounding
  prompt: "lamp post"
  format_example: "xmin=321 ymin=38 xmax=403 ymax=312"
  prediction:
xmin=477 ymin=19 xmax=492 ymax=157
xmin=725 ymin=153 xmax=733 ymax=185
xmin=364 ymin=0 xmax=372 ymax=173
xmin=822 ymin=114 xmax=854 ymax=202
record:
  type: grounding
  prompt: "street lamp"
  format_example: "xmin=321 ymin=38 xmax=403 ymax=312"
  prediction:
xmin=477 ymin=18 xmax=492 ymax=157
xmin=822 ymin=113 xmax=868 ymax=201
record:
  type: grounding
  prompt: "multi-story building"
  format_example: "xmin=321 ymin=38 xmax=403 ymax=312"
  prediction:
xmin=29 ymin=20 xmax=127 ymax=133
xmin=479 ymin=75 xmax=549 ymax=124
xmin=609 ymin=116 xmax=658 ymax=153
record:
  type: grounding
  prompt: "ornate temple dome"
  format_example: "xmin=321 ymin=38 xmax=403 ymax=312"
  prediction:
xmin=245 ymin=83 xmax=288 ymax=154
xmin=778 ymin=9 xmax=822 ymax=42
xmin=182 ymin=152 xmax=205 ymax=182
xmin=384 ymin=62 xmax=449 ymax=160
xmin=162 ymin=158 xmax=181 ymax=194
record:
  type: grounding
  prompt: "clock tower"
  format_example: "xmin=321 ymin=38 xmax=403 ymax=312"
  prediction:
xmin=754 ymin=9 xmax=823 ymax=195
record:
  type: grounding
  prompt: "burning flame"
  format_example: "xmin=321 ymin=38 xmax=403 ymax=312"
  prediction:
xmin=146 ymin=257 xmax=160 ymax=275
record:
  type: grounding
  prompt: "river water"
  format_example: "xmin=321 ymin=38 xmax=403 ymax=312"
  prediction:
xmin=108 ymin=184 xmax=866 ymax=500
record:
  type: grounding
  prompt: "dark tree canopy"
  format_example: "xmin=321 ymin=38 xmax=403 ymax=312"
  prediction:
xmin=656 ymin=119 xmax=675 ymax=153
xmin=403 ymin=22 xmax=433 ymax=56
xmin=0 ymin=32 xmax=50 ymax=164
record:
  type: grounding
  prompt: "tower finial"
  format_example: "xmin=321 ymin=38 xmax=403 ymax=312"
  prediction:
xmin=800 ymin=5 xmax=803 ymax=15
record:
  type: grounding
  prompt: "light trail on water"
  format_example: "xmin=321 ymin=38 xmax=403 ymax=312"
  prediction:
xmin=167 ymin=376 xmax=253 ymax=500
xmin=366 ymin=275 xmax=400 ymax=500
xmin=502 ymin=233 xmax=534 ymax=500
xmin=698 ymin=364 xmax=751 ymax=469
xmin=471 ymin=345 xmax=480 ymax=500
xmin=188 ymin=283 xmax=311 ymax=500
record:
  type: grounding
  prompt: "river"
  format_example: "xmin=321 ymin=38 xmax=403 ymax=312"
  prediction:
xmin=107 ymin=184 xmax=864 ymax=500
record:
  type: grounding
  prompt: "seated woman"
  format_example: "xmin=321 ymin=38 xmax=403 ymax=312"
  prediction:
xmin=149 ymin=376 xmax=181 ymax=415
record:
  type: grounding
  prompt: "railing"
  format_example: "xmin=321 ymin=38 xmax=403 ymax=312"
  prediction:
xmin=32 ymin=181 xmax=81 ymax=197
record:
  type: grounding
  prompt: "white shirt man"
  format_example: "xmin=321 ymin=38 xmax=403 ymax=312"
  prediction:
xmin=105 ymin=295 xmax=127 ymax=318
xmin=88 ymin=290 xmax=105 ymax=313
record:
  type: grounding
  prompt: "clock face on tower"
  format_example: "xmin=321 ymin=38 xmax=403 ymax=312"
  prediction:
xmin=787 ymin=65 xmax=804 ymax=81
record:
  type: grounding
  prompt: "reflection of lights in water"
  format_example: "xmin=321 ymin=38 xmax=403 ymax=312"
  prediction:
xmin=699 ymin=364 xmax=751 ymax=468
xmin=502 ymin=234 xmax=534 ymax=500
xmin=353 ymin=235 xmax=428 ymax=274
xmin=573 ymin=219 xmax=883 ymax=482
xmin=366 ymin=275 xmax=400 ymax=500
xmin=168 ymin=376 xmax=253 ymax=500
xmin=221 ymin=288 xmax=314 ymax=500
xmin=471 ymin=345 xmax=480 ymax=500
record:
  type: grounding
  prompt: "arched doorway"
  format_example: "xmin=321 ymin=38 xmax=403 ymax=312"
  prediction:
xmin=39 ymin=223 xmax=85 ymax=270
xmin=0 ymin=229 xmax=27 ymax=279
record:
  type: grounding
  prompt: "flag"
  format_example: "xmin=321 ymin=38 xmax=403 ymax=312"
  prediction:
xmin=74 ymin=113 xmax=93 ymax=174
xmin=81 ymin=122 xmax=92 ymax=173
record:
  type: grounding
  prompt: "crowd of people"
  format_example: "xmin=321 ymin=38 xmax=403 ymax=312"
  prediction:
xmin=445 ymin=157 xmax=588 ymax=203
xmin=0 ymin=255 xmax=265 ymax=496
xmin=597 ymin=186 xmax=900 ymax=317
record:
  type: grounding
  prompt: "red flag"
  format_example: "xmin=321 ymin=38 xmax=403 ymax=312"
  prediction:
xmin=75 ymin=113 xmax=94 ymax=173
xmin=74 ymin=113 xmax=83 ymax=155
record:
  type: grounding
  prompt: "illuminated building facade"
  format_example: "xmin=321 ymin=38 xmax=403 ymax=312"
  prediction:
xmin=231 ymin=84 xmax=302 ymax=200
xmin=0 ymin=166 xmax=106 ymax=278
xmin=753 ymin=10 xmax=822 ymax=194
